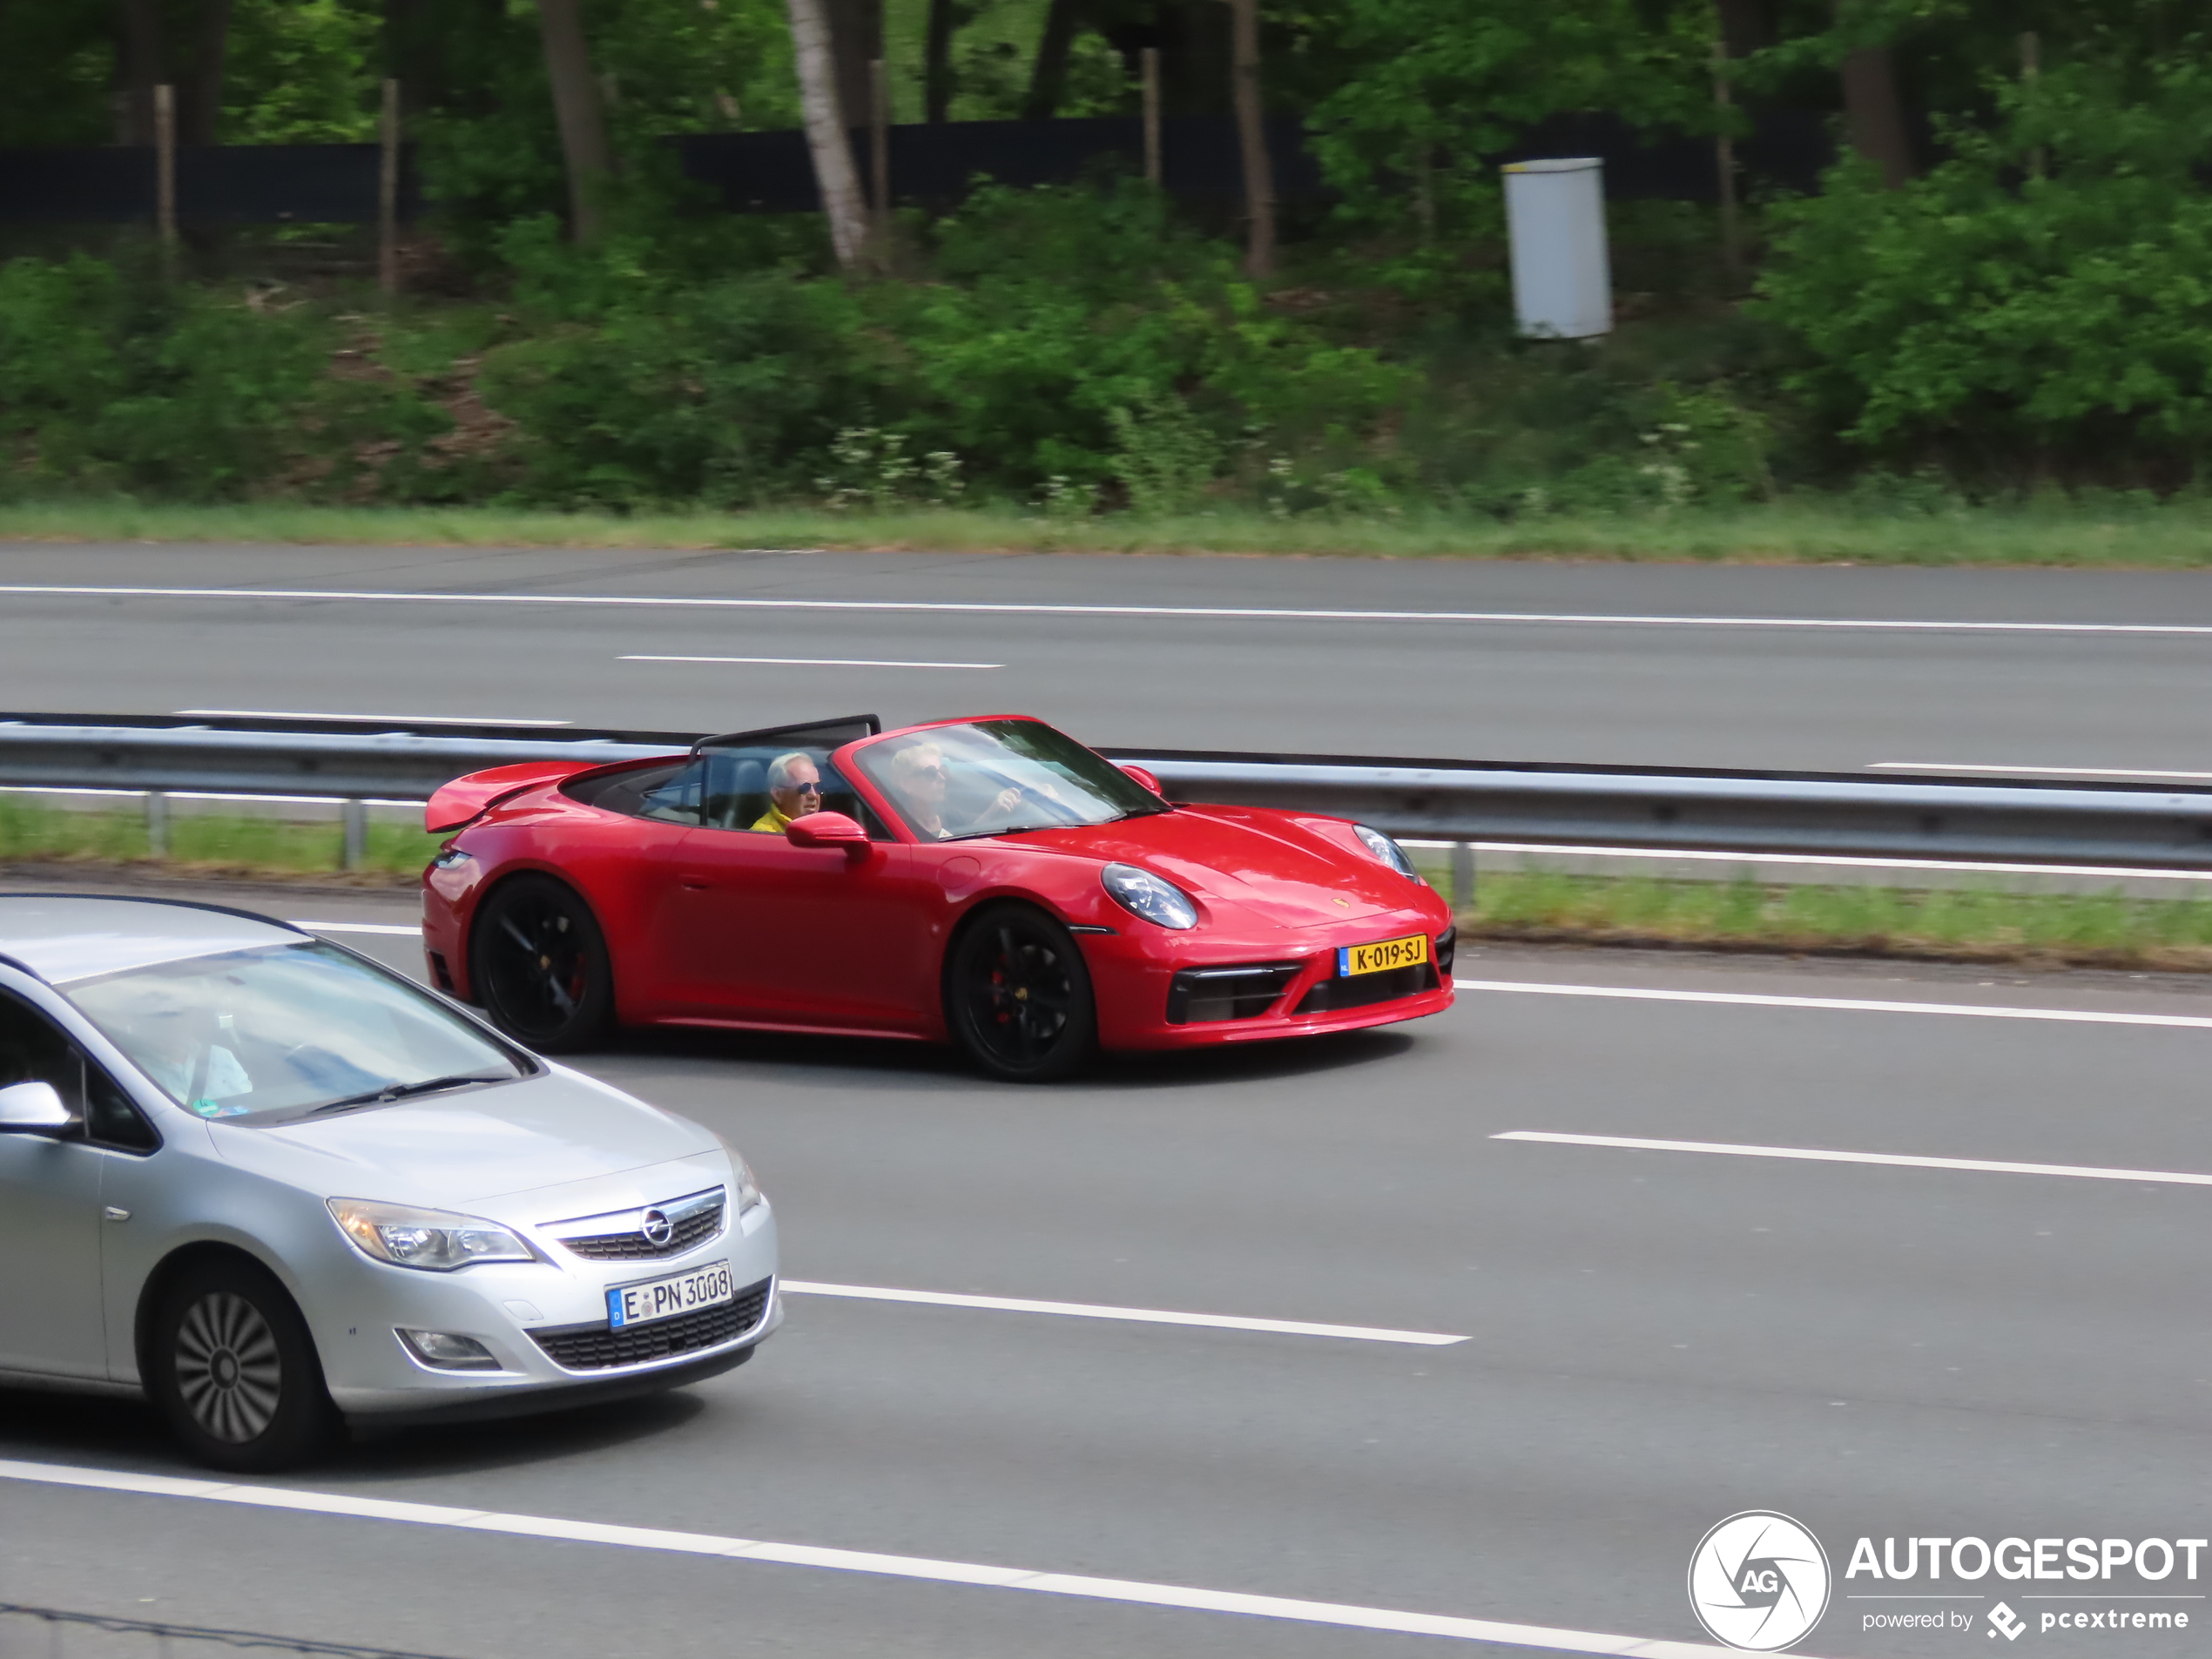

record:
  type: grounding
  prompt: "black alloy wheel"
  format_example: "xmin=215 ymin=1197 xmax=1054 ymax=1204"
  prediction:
xmin=945 ymin=903 xmax=1098 ymax=1082
xmin=150 ymin=1257 xmax=334 ymax=1473
xmin=470 ymin=874 xmax=615 ymax=1052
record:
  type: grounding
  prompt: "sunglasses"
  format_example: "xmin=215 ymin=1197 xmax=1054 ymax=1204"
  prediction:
xmin=785 ymin=781 xmax=822 ymax=794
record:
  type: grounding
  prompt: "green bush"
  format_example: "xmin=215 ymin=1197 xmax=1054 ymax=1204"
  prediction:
xmin=475 ymin=183 xmax=1415 ymax=507
xmin=1757 ymin=52 xmax=2212 ymax=482
xmin=0 ymin=253 xmax=332 ymax=498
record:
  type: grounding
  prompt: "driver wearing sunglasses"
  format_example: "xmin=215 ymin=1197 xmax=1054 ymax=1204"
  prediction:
xmin=751 ymin=751 xmax=825 ymax=833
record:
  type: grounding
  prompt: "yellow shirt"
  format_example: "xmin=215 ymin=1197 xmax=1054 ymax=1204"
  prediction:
xmin=751 ymin=804 xmax=794 ymax=833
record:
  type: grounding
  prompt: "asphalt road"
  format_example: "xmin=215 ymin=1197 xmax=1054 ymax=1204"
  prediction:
xmin=3 ymin=884 xmax=2210 ymax=1659
xmin=4 ymin=542 xmax=2212 ymax=771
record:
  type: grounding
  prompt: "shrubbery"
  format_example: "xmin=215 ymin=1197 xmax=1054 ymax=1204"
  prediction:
xmin=1757 ymin=51 xmax=2212 ymax=486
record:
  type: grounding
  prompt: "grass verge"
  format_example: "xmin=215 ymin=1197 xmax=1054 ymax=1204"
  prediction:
xmin=7 ymin=499 xmax=2212 ymax=566
xmin=1463 ymin=870 xmax=2212 ymax=972
xmin=0 ymin=798 xmax=436 ymax=887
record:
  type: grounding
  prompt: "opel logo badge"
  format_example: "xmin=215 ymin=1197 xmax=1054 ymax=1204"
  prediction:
xmin=641 ymin=1209 xmax=674 ymax=1246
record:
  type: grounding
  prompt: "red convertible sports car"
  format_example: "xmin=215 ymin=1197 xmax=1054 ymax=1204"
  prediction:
xmin=420 ymin=714 xmax=1454 ymax=1081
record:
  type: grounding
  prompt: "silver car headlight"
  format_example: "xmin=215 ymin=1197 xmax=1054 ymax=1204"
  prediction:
xmin=1102 ymin=862 xmax=1198 ymax=930
xmin=328 ymin=1197 xmax=536 ymax=1271
xmin=735 ymin=1157 xmax=765 ymax=1216
xmin=1354 ymin=825 xmax=1420 ymax=880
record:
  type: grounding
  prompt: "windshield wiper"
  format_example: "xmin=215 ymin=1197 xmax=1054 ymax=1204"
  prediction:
xmin=312 ymin=1071 xmax=511 ymax=1113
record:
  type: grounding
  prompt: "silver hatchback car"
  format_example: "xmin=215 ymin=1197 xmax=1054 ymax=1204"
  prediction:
xmin=0 ymin=895 xmax=780 ymax=1470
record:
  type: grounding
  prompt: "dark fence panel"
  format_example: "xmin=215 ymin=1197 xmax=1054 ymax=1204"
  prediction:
xmin=0 ymin=110 xmax=1830 ymax=226
xmin=0 ymin=142 xmax=421 ymax=224
xmin=673 ymin=113 xmax=1322 ymax=211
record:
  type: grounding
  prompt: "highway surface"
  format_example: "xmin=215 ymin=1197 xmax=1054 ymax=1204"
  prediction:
xmin=4 ymin=542 xmax=2212 ymax=771
xmin=3 ymin=881 xmax=2209 ymax=1659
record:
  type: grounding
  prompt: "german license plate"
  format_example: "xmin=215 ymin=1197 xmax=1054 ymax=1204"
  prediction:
xmin=1337 ymin=933 xmax=1431 ymax=977
xmin=607 ymin=1261 xmax=734 ymax=1330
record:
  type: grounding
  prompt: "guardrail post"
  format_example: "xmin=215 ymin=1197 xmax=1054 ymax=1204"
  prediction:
xmin=144 ymin=791 xmax=169 ymax=859
xmin=1449 ymin=841 xmax=1474 ymax=914
xmin=341 ymin=799 xmax=368 ymax=871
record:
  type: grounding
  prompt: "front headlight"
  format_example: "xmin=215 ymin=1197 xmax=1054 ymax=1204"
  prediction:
xmin=735 ymin=1157 xmax=765 ymax=1216
xmin=1354 ymin=825 xmax=1420 ymax=880
xmin=1102 ymin=862 xmax=1198 ymax=930
xmin=328 ymin=1198 xmax=536 ymax=1271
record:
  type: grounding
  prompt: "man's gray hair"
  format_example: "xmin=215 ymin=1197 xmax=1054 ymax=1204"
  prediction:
xmin=765 ymin=751 xmax=813 ymax=792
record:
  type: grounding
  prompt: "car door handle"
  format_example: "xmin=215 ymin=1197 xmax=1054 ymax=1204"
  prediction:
xmin=679 ymin=875 xmax=711 ymax=890
xmin=103 ymin=1206 xmax=131 ymax=1223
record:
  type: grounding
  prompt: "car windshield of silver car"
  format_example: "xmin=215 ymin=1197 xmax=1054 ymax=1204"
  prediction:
xmin=64 ymin=941 xmax=527 ymax=1123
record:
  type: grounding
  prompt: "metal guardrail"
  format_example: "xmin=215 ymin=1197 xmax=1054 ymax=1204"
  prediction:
xmin=4 ymin=713 xmax=2212 ymax=873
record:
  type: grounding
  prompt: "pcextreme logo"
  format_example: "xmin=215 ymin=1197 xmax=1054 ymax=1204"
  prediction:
xmin=1689 ymin=1511 xmax=1834 ymax=1651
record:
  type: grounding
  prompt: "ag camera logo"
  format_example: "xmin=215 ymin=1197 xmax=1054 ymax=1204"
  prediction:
xmin=1689 ymin=1511 xmax=1832 ymax=1651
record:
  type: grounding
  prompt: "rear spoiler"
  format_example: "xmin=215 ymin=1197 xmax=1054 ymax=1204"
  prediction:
xmin=426 ymin=760 xmax=604 ymax=834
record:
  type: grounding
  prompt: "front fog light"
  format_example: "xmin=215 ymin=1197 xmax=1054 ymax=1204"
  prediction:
xmin=397 ymin=1329 xmax=501 ymax=1371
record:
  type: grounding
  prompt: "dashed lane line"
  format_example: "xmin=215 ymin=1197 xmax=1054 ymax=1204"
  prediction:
xmin=779 ymin=1281 xmax=1467 ymax=1345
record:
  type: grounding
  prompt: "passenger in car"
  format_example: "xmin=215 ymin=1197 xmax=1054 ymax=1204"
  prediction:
xmin=750 ymin=752 xmax=823 ymax=833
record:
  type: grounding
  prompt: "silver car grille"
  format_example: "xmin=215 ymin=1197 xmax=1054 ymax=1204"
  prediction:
xmin=544 ymin=1185 xmax=726 ymax=1261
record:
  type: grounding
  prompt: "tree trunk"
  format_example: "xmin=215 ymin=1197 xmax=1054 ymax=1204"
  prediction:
xmin=1714 ymin=0 xmax=1764 ymax=61
xmin=184 ymin=0 xmax=233 ymax=146
xmin=1838 ymin=42 xmax=1911 ymax=187
xmin=787 ymin=0 xmax=873 ymax=269
xmin=536 ymin=0 xmax=616 ymax=242
xmin=115 ymin=0 xmax=165 ymax=145
xmin=1226 ymin=0 xmax=1272 ymax=278
xmin=923 ymin=0 xmax=962 ymax=124
xmin=1021 ymin=0 xmax=1081 ymax=121
xmin=826 ymin=0 xmax=881 ymax=142
xmin=1834 ymin=2 xmax=1910 ymax=188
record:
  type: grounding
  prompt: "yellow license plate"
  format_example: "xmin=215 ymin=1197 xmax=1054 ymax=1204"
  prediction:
xmin=1337 ymin=933 xmax=1431 ymax=977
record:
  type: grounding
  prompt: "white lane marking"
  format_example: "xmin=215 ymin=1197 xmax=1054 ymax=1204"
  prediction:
xmin=0 ymin=1459 xmax=1756 ymax=1658
xmin=621 ymin=653 xmax=1001 ymax=670
xmin=5 ymin=583 xmax=2211 ymax=637
xmin=1453 ymin=978 xmax=2212 ymax=1031
xmin=779 ymin=1280 xmax=1467 ymax=1345
xmin=1494 ymin=1130 xmax=2212 ymax=1189
xmin=173 ymin=709 xmax=572 ymax=726
xmin=289 ymin=921 xmax=422 ymax=936
xmin=1871 ymin=761 xmax=2212 ymax=781
xmin=1405 ymin=839 xmax=2212 ymax=883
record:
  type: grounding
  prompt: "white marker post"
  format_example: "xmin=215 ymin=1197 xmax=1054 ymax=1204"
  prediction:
xmin=1502 ymin=158 xmax=1611 ymax=340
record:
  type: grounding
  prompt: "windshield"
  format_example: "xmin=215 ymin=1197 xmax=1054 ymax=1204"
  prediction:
xmin=853 ymin=719 xmax=1170 ymax=842
xmin=65 ymin=941 xmax=528 ymax=1123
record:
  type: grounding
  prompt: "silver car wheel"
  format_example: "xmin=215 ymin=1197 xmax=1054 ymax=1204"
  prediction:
xmin=173 ymin=1290 xmax=284 ymax=1444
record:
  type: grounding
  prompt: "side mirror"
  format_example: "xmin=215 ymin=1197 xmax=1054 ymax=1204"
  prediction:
xmin=0 ymin=1080 xmax=71 ymax=1136
xmin=1119 ymin=764 xmax=1165 ymax=797
xmin=786 ymin=811 xmax=871 ymax=856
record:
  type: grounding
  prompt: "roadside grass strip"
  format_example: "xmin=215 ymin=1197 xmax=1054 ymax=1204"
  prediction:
xmin=1453 ymin=871 xmax=2212 ymax=973
xmin=1453 ymin=979 xmax=2212 ymax=1030
xmin=11 ymin=497 xmax=2212 ymax=565
xmin=779 ymin=1281 xmax=1467 ymax=1345
xmin=1494 ymin=1131 xmax=2212 ymax=1189
xmin=0 ymin=1458 xmax=1794 ymax=1659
